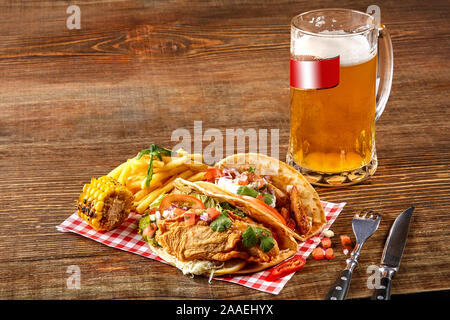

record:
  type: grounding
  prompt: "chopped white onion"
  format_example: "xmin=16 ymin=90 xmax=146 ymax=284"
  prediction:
xmin=162 ymin=210 xmax=171 ymax=218
xmin=216 ymin=177 xmax=240 ymax=194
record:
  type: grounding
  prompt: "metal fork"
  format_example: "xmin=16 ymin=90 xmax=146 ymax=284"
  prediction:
xmin=325 ymin=210 xmax=381 ymax=300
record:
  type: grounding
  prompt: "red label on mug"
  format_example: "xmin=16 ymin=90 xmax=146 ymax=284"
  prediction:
xmin=290 ymin=56 xmax=340 ymax=89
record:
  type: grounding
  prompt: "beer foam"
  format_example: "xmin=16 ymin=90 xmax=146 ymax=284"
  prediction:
xmin=292 ymin=31 xmax=375 ymax=66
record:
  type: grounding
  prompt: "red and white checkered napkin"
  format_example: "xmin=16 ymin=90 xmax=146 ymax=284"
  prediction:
xmin=57 ymin=200 xmax=345 ymax=295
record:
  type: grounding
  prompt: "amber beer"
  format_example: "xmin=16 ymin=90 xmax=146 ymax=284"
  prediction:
xmin=286 ymin=7 xmax=395 ymax=186
xmin=289 ymin=53 xmax=377 ymax=174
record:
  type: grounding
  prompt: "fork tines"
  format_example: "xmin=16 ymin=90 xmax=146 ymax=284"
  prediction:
xmin=355 ymin=209 xmax=380 ymax=220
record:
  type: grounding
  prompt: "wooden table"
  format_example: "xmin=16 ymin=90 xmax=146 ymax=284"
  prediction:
xmin=0 ymin=0 xmax=449 ymax=300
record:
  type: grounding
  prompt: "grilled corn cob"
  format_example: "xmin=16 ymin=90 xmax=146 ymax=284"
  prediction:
xmin=77 ymin=176 xmax=134 ymax=231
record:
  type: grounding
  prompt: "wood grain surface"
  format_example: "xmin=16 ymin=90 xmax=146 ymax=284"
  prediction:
xmin=0 ymin=0 xmax=449 ymax=299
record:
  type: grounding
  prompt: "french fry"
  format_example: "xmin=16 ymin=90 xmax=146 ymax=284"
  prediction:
xmin=133 ymin=183 xmax=162 ymax=202
xmin=175 ymin=148 xmax=187 ymax=156
xmin=117 ymin=160 xmax=132 ymax=185
xmin=184 ymin=160 xmax=209 ymax=171
xmin=107 ymin=162 xmax=127 ymax=180
xmin=161 ymin=156 xmax=172 ymax=164
xmin=190 ymin=153 xmax=204 ymax=162
xmin=158 ymin=155 xmax=189 ymax=171
xmin=135 ymin=154 xmax=164 ymax=168
xmin=174 ymin=148 xmax=203 ymax=162
xmin=129 ymin=158 xmax=148 ymax=172
xmin=187 ymin=171 xmax=206 ymax=182
xmin=141 ymin=165 xmax=187 ymax=189
xmin=154 ymin=160 xmax=165 ymax=167
xmin=125 ymin=173 xmax=147 ymax=193
xmin=136 ymin=170 xmax=194 ymax=213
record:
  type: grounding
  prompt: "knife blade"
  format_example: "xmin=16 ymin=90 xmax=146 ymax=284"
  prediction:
xmin=380 ymin=206 xmax=415 ymax=268
xmin=371 ymin=206 xmax=414 ymax=300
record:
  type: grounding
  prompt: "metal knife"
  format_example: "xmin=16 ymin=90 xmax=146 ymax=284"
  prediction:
xmin=371 ymin=206 xmax=415 ymax=300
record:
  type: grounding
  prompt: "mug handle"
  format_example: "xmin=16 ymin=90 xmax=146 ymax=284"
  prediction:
xmin=375 ymin=25 xmax=394 ymax=121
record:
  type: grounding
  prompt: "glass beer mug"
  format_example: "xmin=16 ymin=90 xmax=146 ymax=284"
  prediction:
xmin=287 ymin=8 xmax=393 ymax=186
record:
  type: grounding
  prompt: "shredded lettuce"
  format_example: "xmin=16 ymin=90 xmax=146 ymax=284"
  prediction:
xmin=190 ymin=193 xmax=216 ymax=208
xmin=149 ymin=192 xmax=166 ymax=209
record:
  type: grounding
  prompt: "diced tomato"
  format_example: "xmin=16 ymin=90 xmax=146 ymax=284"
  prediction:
xmin=321 ymin=237 xmax=332 ymax=249
xmin=144 ymin=208 xmax=156 ymax=216
xmin=312 ymin=247 xmax=325 ymax=260
xmin=142 ymin=223 xmax=157 ymax=238
xmin=184 ymin=212 xmax=197 ymax=226
xmin=159 ymin=194 xmax=205 ymax=213
xmin=325 ymin=248 xmax=335 ymax=260
xmin=265 ymin=256 xmax=306 ymax=281
xmin=340 ymin=235 xmax=353 ymax=250
xmin=206 ymin=207 xmax=221 ymax=220
xmin=204 ymin=168 xmax=223 ymax=182
xmin=237 ymin=174 xmax=249 ymax=185
xmin=256 ymin=194 xmax=264 ymax=201
xmin=174 ymin=208 xmax=186 ymax=216
xmin=240 ymin=195 xmax=286 ymax=226
xmin=256 ymin=179 xmax=266 ymax=190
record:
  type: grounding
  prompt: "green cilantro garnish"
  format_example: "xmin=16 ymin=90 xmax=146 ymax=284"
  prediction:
xmin=219 ymin=202 xmax=245 ymax=218
xmin=259 ymin=233 xmax=275 ymax=252
xmin=263 ymin=194 xmax=274 ymax=206
xmin=237 ymin=186 xmax=274 ymax=207
xmin=248 ymin=167 xmax=256 ymax=173
xmin=242 ymin=227 xmax=275 ymax=253
xmin=210 ymin=211 xmax=232 ymax=232
xmin=242 ymin=226 xmax=258 ymax=248
xmin=237 ymin=186 xmax=259 ymax=198
xmin=137 ymin=144 xmax=172 ymax=187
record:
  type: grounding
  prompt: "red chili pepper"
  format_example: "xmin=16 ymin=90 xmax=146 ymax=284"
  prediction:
xmin=265 ymin=256 xmax=306 ymax=281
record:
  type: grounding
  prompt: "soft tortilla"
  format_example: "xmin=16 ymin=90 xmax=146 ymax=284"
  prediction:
xmin=148 ymin=178 xmax=298 ymax=276
xmin=215 ymin=153 xmax=326 ymax=242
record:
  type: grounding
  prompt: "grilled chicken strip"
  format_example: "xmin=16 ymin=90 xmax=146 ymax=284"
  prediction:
xmin=290 ymin=186 xmax=311 ymax=235
xmin=266 ymin=182 xmax=289 ymax=208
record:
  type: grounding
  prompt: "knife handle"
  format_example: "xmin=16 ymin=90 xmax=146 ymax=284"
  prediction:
xmin=371 ymin=267 xmax=395 ymax=300
xmin=325 ymin=269 xmax=353 ymax=300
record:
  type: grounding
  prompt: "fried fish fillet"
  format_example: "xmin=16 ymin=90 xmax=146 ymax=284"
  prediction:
xmin=156 ymin=212 xmax=279 ymax=264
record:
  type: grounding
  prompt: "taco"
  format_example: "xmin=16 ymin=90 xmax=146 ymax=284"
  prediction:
xmin=138 ymin=178 xmax=298 ymax=277
xmin=200 ymin=153 xmax=326 ymax=242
